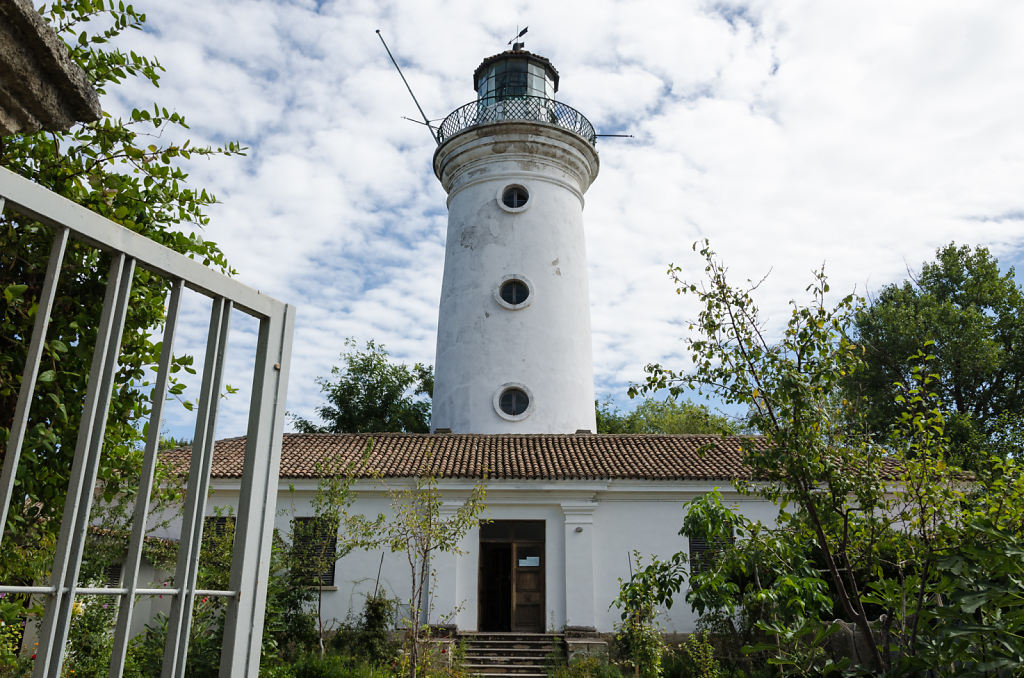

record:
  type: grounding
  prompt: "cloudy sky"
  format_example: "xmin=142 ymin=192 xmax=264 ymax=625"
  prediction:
xmin=105 ymin=0 xmax=1024 ymax=439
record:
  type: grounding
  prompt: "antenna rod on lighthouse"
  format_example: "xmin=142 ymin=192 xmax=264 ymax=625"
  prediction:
xmin=376 ymin=29 xmax=438 ymax=144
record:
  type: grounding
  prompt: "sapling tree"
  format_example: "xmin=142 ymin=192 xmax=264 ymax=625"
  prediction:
xmin=291 ymin=443 xmax=382 ymax=657
xmin=638 ymin=241 xmax=890 ymax=669
xmin=612 ymin=550 xmax=680 ymax=678
xmin=681 ymin=492 xmax=843 ymax=676
xmin=354 ymin=462 xmax=486 ymax=678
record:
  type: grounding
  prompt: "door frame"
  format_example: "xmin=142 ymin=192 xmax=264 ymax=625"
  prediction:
xmin=478 ymin=520 xmax=546 ymax=632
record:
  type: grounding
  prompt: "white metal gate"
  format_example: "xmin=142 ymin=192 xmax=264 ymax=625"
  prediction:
xmin=0 ymin=166 xmax=295 ymax=677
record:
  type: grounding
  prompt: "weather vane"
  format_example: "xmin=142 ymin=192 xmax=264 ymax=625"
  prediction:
xmin=508 ymin=26 xmax=528 ymax=50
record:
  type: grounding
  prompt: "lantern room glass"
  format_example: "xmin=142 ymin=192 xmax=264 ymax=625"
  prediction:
xmin=477 ymin=59 xmax=555 ymax=105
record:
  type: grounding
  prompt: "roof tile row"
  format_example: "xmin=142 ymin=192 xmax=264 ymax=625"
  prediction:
xmin=162 ymin=433 xmax=764 ymax=482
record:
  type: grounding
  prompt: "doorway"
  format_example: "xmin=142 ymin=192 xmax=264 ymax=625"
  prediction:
xmin=478 ymin=520 xmax=545 ymax=632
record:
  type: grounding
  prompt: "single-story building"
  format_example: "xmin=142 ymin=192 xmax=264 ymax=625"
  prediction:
xmin=162 ymin=432 xmax=775 ymax=635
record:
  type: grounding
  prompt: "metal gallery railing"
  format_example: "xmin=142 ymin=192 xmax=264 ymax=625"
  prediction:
xmin=0 ymin=166 xmax=295 ymax=678
xmin=435 ymin=95 xmax=597 ymax=146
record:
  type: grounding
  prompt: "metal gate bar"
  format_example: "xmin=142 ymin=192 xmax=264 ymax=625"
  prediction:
xmin=163 ymin=297 xmax=232 ymax=677
xmin=0 ymin=225 xmax=69 ymax=542
xmin=108 ymin=278 xmax=184 ymax=678
xmin=35 ymin=253 xmax=136 ymax=678
xmin=220 ymin=304 xmax=293 ymax=674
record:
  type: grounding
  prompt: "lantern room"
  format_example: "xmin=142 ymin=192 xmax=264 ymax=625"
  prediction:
xmin=473 ymin=48 xmax=559 ymax=104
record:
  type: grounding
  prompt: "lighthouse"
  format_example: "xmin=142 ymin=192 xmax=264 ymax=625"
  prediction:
xmin=430 ymin=45 xmax=600 ymax=434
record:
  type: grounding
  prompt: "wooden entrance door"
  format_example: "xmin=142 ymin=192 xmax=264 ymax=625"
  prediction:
xmin=512 ymin=542 xmax=544 ymax=631
xmin=479 ymin=521 xmax=545 ymax=632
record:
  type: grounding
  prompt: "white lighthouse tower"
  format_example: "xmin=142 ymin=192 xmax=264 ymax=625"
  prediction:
xmin=431 ymin=45 xmax=600 ymax=434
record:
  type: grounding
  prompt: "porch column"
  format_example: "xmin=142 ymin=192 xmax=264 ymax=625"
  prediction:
xmin=561 ymin=501 xmax=597 ymax=630
xmin=427 ymin=500 xmax=465 ymax=628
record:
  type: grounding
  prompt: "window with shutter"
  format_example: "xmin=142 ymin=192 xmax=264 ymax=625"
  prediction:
xmin=292 ymin=517 xmax=338 ymax=586
xmin=103 ymin=562 xmax=122 ymax=587
xmin=203 ymin=515 xmax=235 ymax=539
xmin=687 ymin=527 xmax=735 ymax=573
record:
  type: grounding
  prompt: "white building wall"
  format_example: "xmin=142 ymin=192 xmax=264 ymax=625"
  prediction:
xmin=593 ymin=489 xmax=779 ymax=632
xmin=181 ymin=479 xmax=778 ymax=635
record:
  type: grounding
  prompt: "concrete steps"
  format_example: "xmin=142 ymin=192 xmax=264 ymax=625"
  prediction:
xmin=459 ymin=632 xmax=564 ymax=678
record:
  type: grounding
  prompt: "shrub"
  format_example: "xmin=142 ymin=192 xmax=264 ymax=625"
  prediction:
xmin=329 ymin=594 xmax=398 ymax=665
xmin=292 ymin=654 xmax=350 ymax=678
xmin=260 ymin=665 xmax=297 ymax=678
xmin=550 ymin=655 xmax=624 ymax=678
xmin=62 ymin=586 xmax=117 ymax=676
xmin=0 ymin=596 xmax=30 ymax=675
xmin=122 ymin=600 xmax=226 ymax=678
xmin=265 ymin=531 xmax=318 ymax=661
xmin=124 ymin=616 xmax=166 ymax=678
xmin=292 ymin=654 xmax=390 ymax=678
xmin=0 ymin=620 xmax=30 ymax=676
xmin=679 ymin=632 xmax=720 ymax=678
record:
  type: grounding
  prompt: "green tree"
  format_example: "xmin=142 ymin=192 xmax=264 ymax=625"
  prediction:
xmin=631 ymin=241 xmax=1024 ymax=675
xmin=596 ymin=397 xmax=738 ymax=434
xmin=1 ymin=0 xmax=241 ymax=585
xmin=292 ymin=339 xmax=433 ymax=434
xmin=849 ymin=243 xmax=1024 ymax=468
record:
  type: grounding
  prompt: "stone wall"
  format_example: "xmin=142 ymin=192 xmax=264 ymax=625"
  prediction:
xmin=0 ymin=0 xmax=100 ymax=135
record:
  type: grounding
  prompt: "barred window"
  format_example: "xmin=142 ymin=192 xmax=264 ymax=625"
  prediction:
xmin=292 ymin=517 xmax=338 ymax=586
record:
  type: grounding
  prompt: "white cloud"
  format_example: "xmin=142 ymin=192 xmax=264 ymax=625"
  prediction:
xmin=99 ymin=0 xmax=1024 ymax=436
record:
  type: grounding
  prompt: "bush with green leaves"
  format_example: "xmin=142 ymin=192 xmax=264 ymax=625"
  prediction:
xmin=330 ymin=594 xmax=398 ymax=666
xmin=1 ymin=0 xmax=243 ymax=598
xmin=61 ymin=585 xmax=120 ymax=676
xmin=120 ymin=515 xmax=316 ymax=676
xmin=550 ymin=655 xmax=624 ymax=678
xmin=632 ymin=241 xmax=1024 ymax=675
xmin=661 ymin=632 xmax=721 ymax=678
xmin=121 ymin=602 xmax=224 ymax=678
xmin=264 ymin=532 xmax=319 ymax=663
xmin=0 ymin=601 xmax=30 ymax=675
xmin=291 ymin=654 xmax=392 ymax=678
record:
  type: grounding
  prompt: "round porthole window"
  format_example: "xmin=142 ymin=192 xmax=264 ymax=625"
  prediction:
xmin=497 ymin=184 xmax=530 ymax=213
xmin=500 ymin=279 xmax=528 ymax=305
xmin=493 ymin=383 xmax=533 ymax=421
xmin=494 ymin=274 xmax=533 ymax=310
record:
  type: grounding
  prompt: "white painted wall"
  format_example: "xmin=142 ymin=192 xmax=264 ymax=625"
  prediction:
xmin=431 ymin=123 xmax=600 ymax=434
xmin=182 ymin=478 xmax=778 ymax=635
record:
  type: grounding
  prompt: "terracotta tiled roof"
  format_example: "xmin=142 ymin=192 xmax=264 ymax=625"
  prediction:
xmin=162 ymin=433 xmax=765 ymax=482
